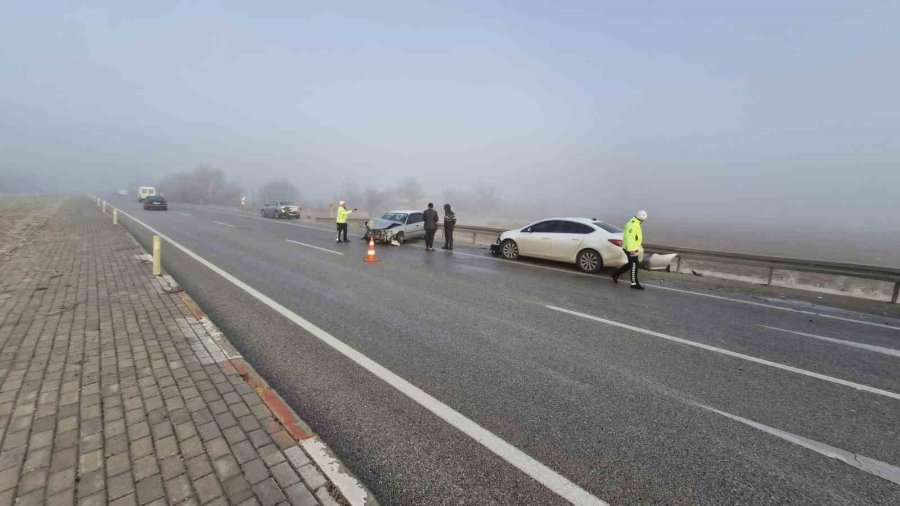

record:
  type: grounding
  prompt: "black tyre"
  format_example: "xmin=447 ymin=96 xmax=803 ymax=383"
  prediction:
xmin=261 ymin=209 xmax=266 ymax=217
xmin=394 ymin=232 xmax=405 ymax=244
xmin=577 ymin=249 xmax=603 ymax=273
xmin=501 ymin=239 xmax=519 ymax=260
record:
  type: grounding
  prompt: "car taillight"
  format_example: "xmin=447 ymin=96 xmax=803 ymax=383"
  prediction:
xmin=608 ymin=239 xmax=623 ymax=247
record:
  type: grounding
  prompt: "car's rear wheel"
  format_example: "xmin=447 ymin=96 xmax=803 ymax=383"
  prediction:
xmin=577 ymin=249 xmax=603 ymax=273
xmin=501 ymin=239 xmax=519 ymax=260
xmin=394 ymin=232 xmax=405 ymax=244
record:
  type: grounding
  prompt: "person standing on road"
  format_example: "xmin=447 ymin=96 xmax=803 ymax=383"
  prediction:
xmin=423 ymin=203 xmax=439 ymax=251
xmin=442 ymin=204 xmax=456 ymax=250
xmin=336 ymin=201 xmax=356 ymax=243
xmin=612 ymin=210 xmax=647 ymax=289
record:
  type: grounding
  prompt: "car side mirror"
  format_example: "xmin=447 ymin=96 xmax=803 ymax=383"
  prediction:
xmin=523 ymin=227 xmax=532 ymax=233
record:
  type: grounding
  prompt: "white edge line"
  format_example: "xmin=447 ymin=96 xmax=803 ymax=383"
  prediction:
xmin=694 ymin=403 xmax=900 ymax=485
xmin=113 ymin=206 xmax=607 ymax=506
xmin=759 ymin=325 xmax=900 ymax=358
xmin=285 ymin=239 xmax=344 ymax=256
xmin=302 ymin=438 xmax=370 ymax=506
xmin=212 ymin=220 xmax=235 ymax=228
xmin=546 ymin=305 xmax=900 ymax=401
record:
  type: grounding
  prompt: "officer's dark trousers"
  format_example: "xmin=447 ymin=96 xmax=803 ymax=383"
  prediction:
xmin=425 ymin=229 xmax=437 ymax=249
xmin=336 ymin=223 xmax=348 ymax=241
xmin=614 ymin=253 xmax=640 ymax=285
xmin=443 ymin=223 xmax=454 ymax=249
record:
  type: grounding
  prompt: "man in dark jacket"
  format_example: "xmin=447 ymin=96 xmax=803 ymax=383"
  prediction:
xmin=423 ymin=203 xmax=439 ymax=251
xmin=442 ymin=203 xmax=456 ymax=250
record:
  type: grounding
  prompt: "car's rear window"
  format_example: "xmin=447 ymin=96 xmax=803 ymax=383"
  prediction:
xmin=593 ymin=222 xmax=622 ymax=233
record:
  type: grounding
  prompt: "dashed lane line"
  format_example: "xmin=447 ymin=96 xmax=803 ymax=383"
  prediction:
xmin=695 ymin=403 xmax=900 ymax=486
xmin=546 ymin=305 xmax=900 ymax=401
xmin=759 ymin=325 xmax=900 ymax=358
xmin=285 ymin=239 xmax=344 ymax=256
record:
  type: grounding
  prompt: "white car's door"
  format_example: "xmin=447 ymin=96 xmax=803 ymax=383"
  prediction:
xmin=552 ymin=221 xmax=595 ymax=262
xmin=517 ymin=220 xmax=556 ymax=258
xmin=406 ymin=212 xmax=425 ymax=237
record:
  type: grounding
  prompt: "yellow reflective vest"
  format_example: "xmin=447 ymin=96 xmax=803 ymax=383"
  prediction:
xmin=622 ymin=216 xmax=643 ymax=252
xmin=336 ymin=206 xmax=353 ymax=224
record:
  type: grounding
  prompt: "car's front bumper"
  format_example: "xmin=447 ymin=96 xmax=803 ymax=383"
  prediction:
xmin=372 ymin=229 xmax=397 ymax=242
xmin=144 ymin=205 xmax=167 ymax=210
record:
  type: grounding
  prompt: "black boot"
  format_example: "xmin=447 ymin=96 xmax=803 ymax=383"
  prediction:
xmin=630 ymin=284 xmax=644 ymax=290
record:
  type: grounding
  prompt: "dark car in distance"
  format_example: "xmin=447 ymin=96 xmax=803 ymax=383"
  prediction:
xmin=143 ymin=195 xmax=168 ymax=210
xmin=261 ymin=201 xmax=301 ymax=219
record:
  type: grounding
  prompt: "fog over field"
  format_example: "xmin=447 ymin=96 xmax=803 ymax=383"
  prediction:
xmin=1 ymin=2 xmax=898 ymax=266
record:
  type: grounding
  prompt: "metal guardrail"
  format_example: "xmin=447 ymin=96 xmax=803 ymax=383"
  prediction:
xmin=312 ymin=216 xmax=899 ymax=303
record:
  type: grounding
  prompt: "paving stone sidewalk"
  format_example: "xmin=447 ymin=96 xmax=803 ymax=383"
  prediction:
xmin=0 ymin=200 xmax=355 ymax=505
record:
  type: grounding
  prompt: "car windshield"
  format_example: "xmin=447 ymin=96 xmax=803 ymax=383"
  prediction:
xmin=593 ymin=221 xmax=623 ymax=233
xmin=380 ymin=212 xmax=408 ymax=223
xmin=280 ymin=201 xmax=295 ymax=206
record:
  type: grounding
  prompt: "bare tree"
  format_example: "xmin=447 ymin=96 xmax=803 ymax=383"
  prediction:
xmin=159 ymin=166 xmax=242 ymax=205
xmin=258 ymin=179 xmax=301 ymax=204
xmin=396 ymin=177 xmax=423 ymax=207
xmin=363 ymin=186 xmax=388 ymax=217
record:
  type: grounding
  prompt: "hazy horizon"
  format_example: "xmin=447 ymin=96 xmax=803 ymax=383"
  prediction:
xmin=2 ymin=1 xmax=898 ymax=259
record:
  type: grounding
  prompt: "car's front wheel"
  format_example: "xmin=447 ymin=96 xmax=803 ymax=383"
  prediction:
xmin=577 ymin=249 xmax=603 ymax=273
xmin=394 ymin=232 xmax=405 ymax=244
xmin=501 ymin=239 xmax=519 ymax=260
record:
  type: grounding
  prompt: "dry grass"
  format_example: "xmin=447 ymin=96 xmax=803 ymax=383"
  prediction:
xmin=0 ymin=195 xmax=64 ymax=257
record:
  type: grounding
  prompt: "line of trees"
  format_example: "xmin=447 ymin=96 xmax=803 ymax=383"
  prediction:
xmin=158 ymin=166 xmax=242 ymax=205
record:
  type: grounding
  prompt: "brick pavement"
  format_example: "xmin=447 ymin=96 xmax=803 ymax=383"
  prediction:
xmin=0 ymin=199 xmax=361 ymax=505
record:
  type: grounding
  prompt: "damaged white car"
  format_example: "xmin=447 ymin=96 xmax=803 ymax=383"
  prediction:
xmin=366 ymin=210 xmax=425 ymax=244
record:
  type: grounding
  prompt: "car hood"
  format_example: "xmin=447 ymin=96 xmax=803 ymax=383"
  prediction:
xmin=369 ymin=218 xmax=402 ymax=230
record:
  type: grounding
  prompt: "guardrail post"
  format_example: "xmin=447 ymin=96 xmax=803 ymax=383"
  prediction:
xmin=892 ymin=282 xmax=899 ymax=304
xmin=113 ymin=208 xmax=118 ymax=225
xmin=102 ymin=201 xmax=107 ymax=213
xmin=152 ymin=235 xmax=162 ymax=276
xmin=673 ymin=257 xmax=682 ymax=273
xmin=766 ymin=267 xmax=775 ymax=285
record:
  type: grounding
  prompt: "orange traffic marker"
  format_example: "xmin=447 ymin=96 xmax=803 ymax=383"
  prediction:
xmin=364 ymin=235 xmax=378 ymax=263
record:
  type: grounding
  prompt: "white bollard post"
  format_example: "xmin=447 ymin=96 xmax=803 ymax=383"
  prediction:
xmin=102 ymin=201 xmax=107 ymax=213
xmin=152 ymin=235 xmax=162 ymax=276
xmin=113 ymin=208 xmax=118 ymax=225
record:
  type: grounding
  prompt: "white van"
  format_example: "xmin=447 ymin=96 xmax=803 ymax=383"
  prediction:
xmin=138 ymin=186 xmax=157 ymax=202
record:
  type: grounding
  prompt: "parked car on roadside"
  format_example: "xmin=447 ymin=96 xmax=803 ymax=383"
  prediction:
xmin=142 ymin=195 xmax=168 ymax=211
xmin=261 ymin=201 xmax=301 ymax=219
xmin=367 ymin=210 xmax=426 ymax=244
xmin=489 ymin=218 xmax=628 ymax=273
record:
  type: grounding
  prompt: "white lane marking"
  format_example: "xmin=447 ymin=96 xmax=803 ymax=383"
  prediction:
xmin=695 ymin=403 xmax=900 ymax=485
xmin=200 ymin=207 xmax=335 ymax=232
xmin=546 ymin=305 xmax=900 ymax=401
xmin=759 ymin=325 xmax=900 ymax=358
xmin=112 ymin=206 xmax=606 ymax=506
xmin=285 ymin=239 xmax=344 ymax=256
xmin=178 ymin=212 xmax=191 ymax=217
xmin=213 ymin=221 xmax=235 ymax=228
xmin=650 ymin=284 xmax=900 ymax=331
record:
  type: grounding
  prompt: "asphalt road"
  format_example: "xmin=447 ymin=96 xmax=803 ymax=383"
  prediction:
xmin=106 ymin=198 xmax=900 ymax=505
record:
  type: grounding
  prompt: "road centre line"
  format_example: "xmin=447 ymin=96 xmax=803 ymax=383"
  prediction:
xmin=695 ymin=403 xmax=900 ymax=485
xmin=759 ymin=325 xmax=900 ymax=358
xmin=185 ymin=205 xmax=900 ymax=332
xmin=285 ymin=239 xmax=344 ymax=256
xmin=546 ymin=305 xmax=900 ymax=401
xmin=112 ymin=206 xmax=607 ymax=506
xmin=178 ymin=212 xmax=191 ymax=217
xmin=650 ymin=285 xmax=900 ymax=332
xmin=199 ymin=207 xmax=334 ymax=232
xmin=213 ymin=221 xmax=235 ymax=228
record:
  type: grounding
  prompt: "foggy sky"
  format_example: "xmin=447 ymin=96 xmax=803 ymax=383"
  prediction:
xmin=2 ymin=1 xmax=899 ymax=232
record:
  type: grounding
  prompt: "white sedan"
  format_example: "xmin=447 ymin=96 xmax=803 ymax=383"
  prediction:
xmin=490 ymin=218 xmax=629 ymax=273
